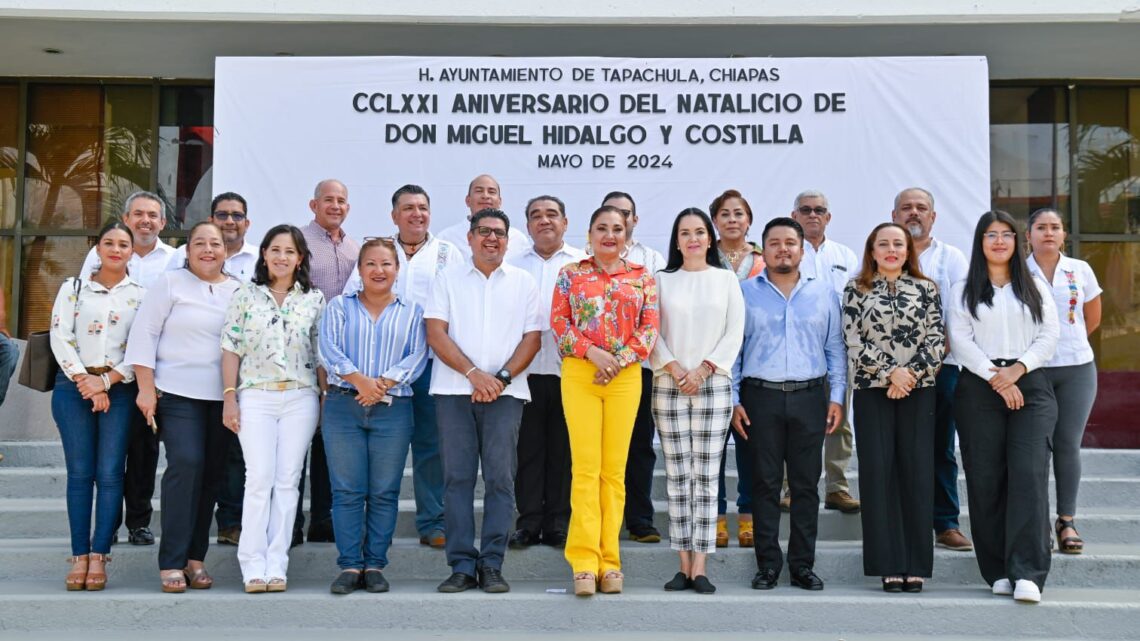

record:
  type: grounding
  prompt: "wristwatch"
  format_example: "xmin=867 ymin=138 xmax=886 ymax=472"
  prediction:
xmin=495 ymin=368 xmax=512 ymax=386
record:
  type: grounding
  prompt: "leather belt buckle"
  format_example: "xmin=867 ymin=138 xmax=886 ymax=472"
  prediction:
xmin=781 ymin=381 xmax=797 ymax=392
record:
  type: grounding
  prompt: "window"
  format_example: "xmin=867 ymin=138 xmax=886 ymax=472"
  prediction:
xmin=158 ymin=86 xmax=214 ymax=229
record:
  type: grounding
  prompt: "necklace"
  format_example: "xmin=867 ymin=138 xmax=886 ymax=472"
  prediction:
xmin=721 ymin=243 xmax=746 ymax=264
xmin=268 ymin=285 xmax=291 ymax=294
xmin=398 ymin=234 xmax=426 ymax=254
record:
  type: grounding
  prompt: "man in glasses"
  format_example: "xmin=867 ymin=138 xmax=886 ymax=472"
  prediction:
xmin=436 ymin=174 xmax=532 ymax=261
xmin=789 ymin=190 xmax=861 ymax=516
xmin=167 ymin=192 xmax=259 ymax=281
xmin=427 ymin=208 xmax=542 ymax=593
xmin=79 ymin=190 xmax=177 ymax=547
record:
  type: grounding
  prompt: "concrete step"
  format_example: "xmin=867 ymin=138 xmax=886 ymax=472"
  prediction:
xmin=0 ymin=579 xmax=1137 ymax=638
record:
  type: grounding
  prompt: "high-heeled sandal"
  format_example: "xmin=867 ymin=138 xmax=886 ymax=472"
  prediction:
xmin=903 ymin=576 xmax=925 ymax=593
xmin=66 ymin=555 xmax=89 ymax=591
xmin=160 ymin=569 xmax=187 ymax=593
xmin=881 ymin=576 xmax=904 ymax=593
xmin=183 ymin=565 xmax=214 ymax=589
xmin=573 ymin=572 xmax=596 ymax=596
xmin=1055 ymin=517 xmax=1084 ymax=554
xmin=266 ymin=577 xmax=287 ymax=592
xmin=85 ymin=553 xmax=110 ymax=591
xmin=599 ymin=570 xmax=624 ymax=594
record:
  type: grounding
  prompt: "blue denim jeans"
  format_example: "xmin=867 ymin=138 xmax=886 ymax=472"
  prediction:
xmin=411 ymin=360 xmax=445 ymax=536
xmin=50 ymin=372 xmax=136 ymax=556
xmin=717 ymin=427 xmax=753 ymax=515
xmin=933 ymin=365 xmax=962 ymax=533
xmin=322 ymin=390 xmax=414 ymax=570
xmin=0 ymin=334 xmax=18 ymax=407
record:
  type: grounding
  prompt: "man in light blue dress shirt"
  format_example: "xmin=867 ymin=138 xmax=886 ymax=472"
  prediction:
xmin=731 ymin=217 xmax=846 ymax=592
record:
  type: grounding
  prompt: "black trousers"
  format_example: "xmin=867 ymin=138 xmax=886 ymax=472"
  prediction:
xmin=121 ymin=406 xmax=159 ymax=530
xmin=854 ymin=386 xmax=936 ymax=577
xmin=742 ymin=382 xmax=827 ymax=574
xmin=623 ymin=367 xmax=657 ymax=531
xmin=294 ymin=429 xmax=333 ymax=533
xmin=514 ymin=375 xmax=571 ymax=536
xmin=214 ymin=439 xmax=245 ymax=530
xmin=156 ymin=393 xmax=235 ymax=570
xmin=955 ymin=369 xmax=1056 ymax=589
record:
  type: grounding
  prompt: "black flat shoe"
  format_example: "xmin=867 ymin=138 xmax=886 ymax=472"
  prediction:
xmin=790 ymin=567 xmax=824 ymax=591
xmin=751 ymin=569 xmax=778 ymax=590
xmin=363 ymin=569 xmax=390 ymax=593
xmin=903 ymin=577 xmax=924 ymax=593
xmin=882 ymin=576 xmax=904 ymax=593
xmin=664 ymin=572 xmax=692 ymax=591
xmin=692 ymin=575 xmax=716 ymax=594
xmin=128 ymin=527 xmax=155 ymax=546
xmin=541 ymin=531 xmax=567 ymax=548
xmin=508 ymin=529 xmax=541 ymax=549
xmin=477 ymin=567 xmax=510 ymax=593
xmin=330 ymin=570 xmax=361 ymax=595
xmin=437 ymin=572 xmax=478 ymax=593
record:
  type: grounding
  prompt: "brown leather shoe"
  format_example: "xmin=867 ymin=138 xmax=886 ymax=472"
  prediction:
xmin=824 ymin=490 xmax=861 ymax=514
xmin=419 ymin=529 xmax=446 ymax=549
xmin=935 ymin=528 xmax=974 ymax=551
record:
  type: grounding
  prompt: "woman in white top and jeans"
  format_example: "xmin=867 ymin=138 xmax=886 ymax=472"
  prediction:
xmin=949 ymin=210 xmax=1058 ymax=604
xmin=50 ymin=221 xmax=145 ymax=591
xmin=650 ymin=208 xmax=744 ymax=594
xmin=1025 ymin=207 xmax=1102 ymax=554
xmin=126 ymin=221 xmax=242 ymax=593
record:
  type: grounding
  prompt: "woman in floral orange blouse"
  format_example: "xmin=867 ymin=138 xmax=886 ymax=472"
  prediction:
xmin=551 ymin=204 xmax=659 ymax=596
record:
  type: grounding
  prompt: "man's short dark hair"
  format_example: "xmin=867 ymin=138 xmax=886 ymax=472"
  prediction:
xmin=470 ymin=208 xmax=510 ymax=232
xmin=525 ymin=195 xmax=566 ymax=218
xmin=601 ymin=190 xmax=636 ymax=216
xmin=210 ymin=192 xmax=248 ymax=215
xmin=392 ymin=184 xmax=430 ymax=208
xmin=761 ymin=216 xmax=805 ymax=245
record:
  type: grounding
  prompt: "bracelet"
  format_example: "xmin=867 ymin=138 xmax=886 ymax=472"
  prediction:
xmin=223 ymin=387 xmax=237 ymax=396
xmin=463 ymin=366 xmax=477 ymax=378
xmin=100 ymin=373 xmax=111 ymax=391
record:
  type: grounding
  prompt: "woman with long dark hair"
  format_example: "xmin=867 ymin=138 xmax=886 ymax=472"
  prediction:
xmin=949 ymin=210 xmax=1058 ymax=603
xmin=50 ymin=221 xmax=145 ymax=590
xmin=220 ymin=224 xmax=325 ymax=592
xmin=650 ymin=208 xmax=743 ymax=593
xmin=842 ymin=223 xmax=943 ymax=593
xmin=1025 ymin=207 xmax=1101 ymax=554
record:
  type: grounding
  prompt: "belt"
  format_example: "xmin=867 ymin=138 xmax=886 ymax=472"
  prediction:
xmin=326 ymin=386 xmax=358 ymax=396
xmin=86 ymin=366 xmax=113 ymax=375
xmin=991 ymin=359 xmax=1019 ymax=368
xmin=744 ymin=376 xmax=826 ymax=392
xmin=248 ymin=380 xmax=307 ymax=392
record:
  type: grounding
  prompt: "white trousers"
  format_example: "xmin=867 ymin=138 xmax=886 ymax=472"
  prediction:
xmin=235 ymin=388 xmax=319 ymax=582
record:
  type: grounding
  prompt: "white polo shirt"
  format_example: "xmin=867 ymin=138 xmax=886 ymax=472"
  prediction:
xmin=1027 ymin=254 xmax=1102 ymax=368
xmin=800 ymin=237 xmax=858 ymax=296
xmin=80 ymin=239 xmax=176 ymax=289
xmin=167 ymin=242 xmax=259 ymax=282
xmin=436 ymin=219 xmax=532 ymax=262
xmin=425 ymin=259 xmax=543 ymax=400
xmin=918 ymin=237 xmax=970 ymax=367
xmin=509 ymin=242 xmax=588 ymax=377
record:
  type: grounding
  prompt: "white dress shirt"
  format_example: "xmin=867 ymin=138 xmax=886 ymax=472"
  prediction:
xmin=50 ymin=276 xmax=145 ymax=382
xmin=436 ymin=219 xmax=532 ymax=262
xmin=425 ymin=259 xmax=543 ymax=400
xmin=508 ymin=242 xmax=588 ymax=377
xmin=918 ymin=237 xmax=970 ymax=366
xmin=342 ymin=233 xmax=464 ymax=307
xmin=168 ymin=242 xmax=259 ymax=282
xmin=80 ymin=239 xmax=176 ymax=289
xmin=800 ymin=237 xmax=858 ymax=295
xmin=125 ymin=269 xmax=242 ymax=400
xmin=948 ymin=278 xmax=1060 ymax=381
xmin=1027 ymin=254 xmax=1102 ymax=368
xmin=650 ymin=267 xmax=745 ymax=377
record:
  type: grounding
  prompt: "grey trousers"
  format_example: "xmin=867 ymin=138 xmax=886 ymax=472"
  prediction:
xmin=1043 ymin=362 xmax=1098 ymax=516
xmin=435 ymin=394 xmax=524 ymax=577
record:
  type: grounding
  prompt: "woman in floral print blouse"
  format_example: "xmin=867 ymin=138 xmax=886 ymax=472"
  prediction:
xmin=842 ymin=222 xmax=944 ymax=594
xmin=551 ymin=205 xmax=659 ymax=596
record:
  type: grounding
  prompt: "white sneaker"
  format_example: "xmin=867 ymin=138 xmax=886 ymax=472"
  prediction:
xmin=1013 ymin=579 xmax=1041 ymax=603
xmin=991 ymin=578 xmax=1013 ymax=596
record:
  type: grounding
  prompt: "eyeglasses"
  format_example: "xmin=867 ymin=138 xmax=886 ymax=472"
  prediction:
xmin=796 ymin=206 xmax=828 ymax=216
xmin=211 ymin=211 xmax=247 ymax=222
xmin=474 ymin=226 xmax=508 ymax=238
xmin=983 ymin=231 xmax=1017 ymax=242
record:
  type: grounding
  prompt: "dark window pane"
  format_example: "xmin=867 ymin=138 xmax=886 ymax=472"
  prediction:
xmin=990 ymin=86 xmax=1070 ymax=227
xmin=1075 ymin=88 xmax=1139 ymax=235
xmin=0 ymin=238 xmax=13 ymax=333
xmin=18 ymin=235 xmax=91 ymax=337
xmin=158 ymin=86 xmax=213 ymax=229
xmin=0 ymin=84 xmax=17 ymax=229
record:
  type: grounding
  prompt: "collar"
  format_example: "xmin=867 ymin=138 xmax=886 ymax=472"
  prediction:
xmin=235 ymin=242 xmax=259 ymax=258
xmin=306 ymin=219 xmax=345 ymax=243
xmin=526 ymin=242 xmax=575 ymax=262
xmin=135 ymin=238 xmax=176 ymax=258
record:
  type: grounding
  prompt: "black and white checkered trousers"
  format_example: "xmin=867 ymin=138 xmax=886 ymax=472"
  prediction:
xmin=650 ymin=373 xmax=734 ymax=553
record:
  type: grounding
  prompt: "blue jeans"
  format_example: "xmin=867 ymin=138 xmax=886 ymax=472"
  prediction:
xmin=0 ymin=334 xmax=18 ymax=407
xmin=323 ymin=390 xmax=414 ymax=570
xmin=717 ymin=427 xmax=753 ymax=515
xmin=933 ymin=365 xmax=962 ymax=533
xmin=411 ymin=360 xmax=445 ymax=536
xmin=50 ymin=372 xmax=136 ymax=556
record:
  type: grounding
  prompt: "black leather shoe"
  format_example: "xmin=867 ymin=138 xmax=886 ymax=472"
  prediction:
xmin=329 ymin=570 xmax=361 ymax=595
xmin=664 ymin=572 xmax=691 ymax=591
xmin=477 ymin=567 xmax=510 ymax=593
xmin=790 ymin=567 xmax=824 ymax=591
xmin=692 ymin=575 xmax=716 ymax=594
xmin=751 ymin=569 xmax=779 ymax=590
xmin=290 ymin=529 xmax=304 ymax=548
xmin=542 ymin=531 xmax=567 ymax=548
xmin=363 ymin=569 xmax=390 ymax=593
xmin=629 ymin=525 xmax=661 ymax=543
xmin=307 ymin=520 xmax=335 ymax=543
xmin=437 ymin=572 xmax=478 ymax=593
xmin=128 ymin=527 xmax=155 ymax=546
xmin=508 ymin=529 xmax=541 ymax=549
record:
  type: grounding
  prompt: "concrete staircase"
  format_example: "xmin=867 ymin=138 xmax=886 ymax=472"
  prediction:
xmin=1 ymin=440 xmax=1138 ymax=638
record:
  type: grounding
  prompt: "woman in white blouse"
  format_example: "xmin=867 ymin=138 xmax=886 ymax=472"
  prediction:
xmin=50 ymin=221 xmax=146 ymax=591
xmin=221 ymin=224 xmax=325 ymax=593
xmin=126 ymin=221 xmax=242 ymax=593
xmin=649 ymin=208 xmax=744 ymax=594
xmin=1026 ymin=207 xmax=1101 ymax=554
xmin=949 ymin=210 xmax=1059 ymax=604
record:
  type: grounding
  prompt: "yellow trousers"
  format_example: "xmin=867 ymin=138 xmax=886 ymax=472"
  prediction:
xmin=561 ymin=357 xmax=642 ymax=575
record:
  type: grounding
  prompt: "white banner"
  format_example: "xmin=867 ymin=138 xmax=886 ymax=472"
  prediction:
xmin=214 ymin=56 xmax=989 ymax=257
